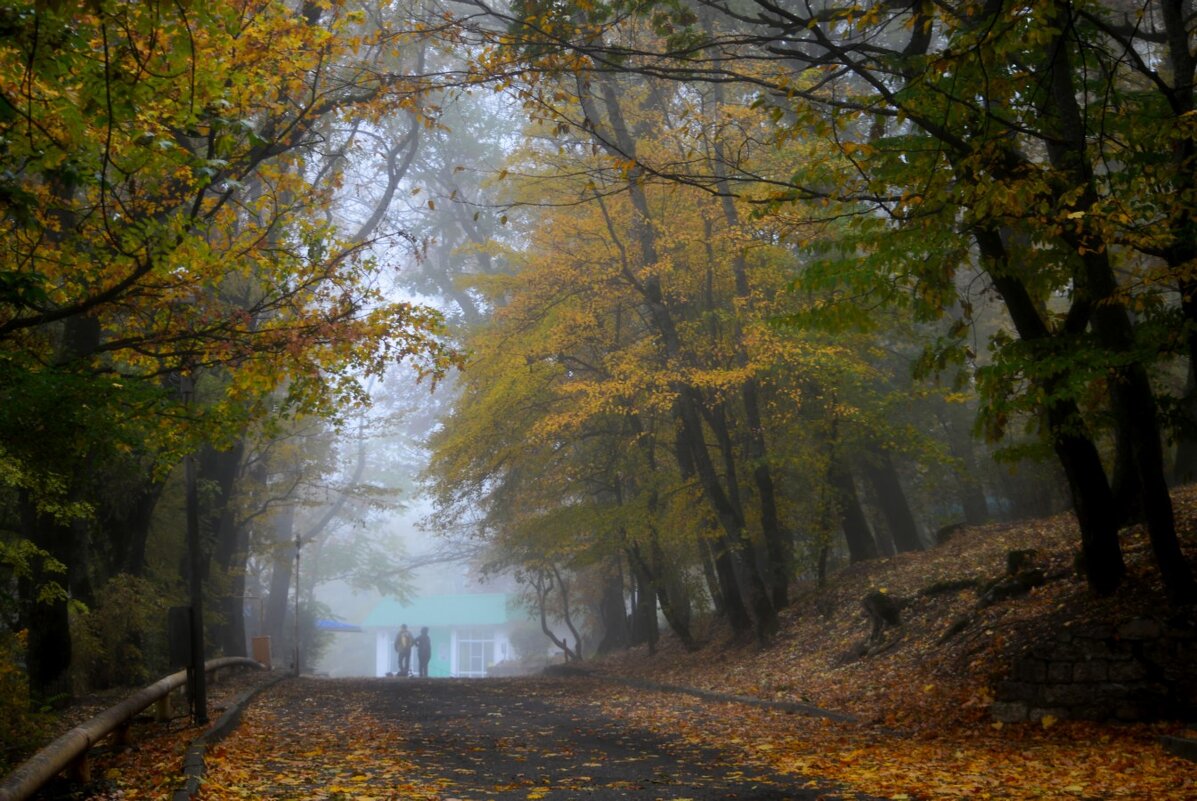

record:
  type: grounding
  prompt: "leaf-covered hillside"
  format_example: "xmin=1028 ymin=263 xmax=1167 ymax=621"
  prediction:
xmin=592 ymin=486 xmax=1197 ymax=735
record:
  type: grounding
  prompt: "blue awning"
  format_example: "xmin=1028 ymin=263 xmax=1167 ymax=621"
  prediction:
xmin=315 ymin=619 xmax=362 ymax=632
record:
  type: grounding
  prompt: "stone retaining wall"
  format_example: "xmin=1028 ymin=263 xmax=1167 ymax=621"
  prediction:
xmin=991 ymin=617 xmax=1197 ymax=723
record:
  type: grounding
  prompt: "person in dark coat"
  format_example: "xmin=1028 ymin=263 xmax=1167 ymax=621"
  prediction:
xmin=415 ymin=626 xmax=432 ymax=677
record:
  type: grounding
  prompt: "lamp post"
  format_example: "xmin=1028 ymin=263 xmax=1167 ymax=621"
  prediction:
xmin=294 ymin=532 xmax=301 ymax=677
xmin=182 ymin=371 xmax=208 ymax=724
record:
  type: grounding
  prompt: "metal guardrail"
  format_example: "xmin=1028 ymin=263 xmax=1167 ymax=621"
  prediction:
xmin=0 ymin=657 xmax=265 ymax=801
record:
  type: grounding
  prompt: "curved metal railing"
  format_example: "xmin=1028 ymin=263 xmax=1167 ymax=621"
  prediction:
xmin=0 ymin=656 xmax=265 ymax=801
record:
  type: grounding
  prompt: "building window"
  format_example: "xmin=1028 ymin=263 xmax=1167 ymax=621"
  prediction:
xmin=456 ymin=627 xmax=494 ymax=677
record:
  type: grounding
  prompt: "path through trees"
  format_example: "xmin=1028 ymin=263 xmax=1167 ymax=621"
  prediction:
xmin=197 ymin=677 xmax=875 ymax=800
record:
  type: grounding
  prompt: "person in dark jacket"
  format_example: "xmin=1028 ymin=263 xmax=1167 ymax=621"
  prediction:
xmin=415 ymin=626 xmax=432 ymax=677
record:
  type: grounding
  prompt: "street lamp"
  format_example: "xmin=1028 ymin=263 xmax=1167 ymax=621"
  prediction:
xmin=294 ymin=532 xmax=301 ymax=677
xmin=182 ymin=371 xmax=208 ymax=724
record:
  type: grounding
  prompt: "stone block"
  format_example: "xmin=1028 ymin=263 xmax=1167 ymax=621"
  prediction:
xmin=1162 ymin=622 xmax=1197 ymax=640
xmin=1118 ymin=619 xmax=1162 ymax=640
xmin=1030 ymin=644 xmax=1058 ymax=660
xmin=1052 ymin=643 xmax=1084 ymax=660
xmin=1115 ymin=703 xmax=1145 ymax=721
xmin=1043 ymin=684 xmax=1091 ymax=706
xmin=1108 ymin=661 xmax=1148 ymax=681
xmin=1028 ymin=707 xmax=1068 ymax=723
xmin=1017 ymin=660 xmax=1047 ymax=683
xmin=1070 ymin=705 xmax=1111 ymax=721
xmin=1079 ymin=638 xmax=1121 ymax=659
xmin=1073 ymin=661 xmax=1109 ymax=682
xmin=1161 ymin=735 xmax=1197 ymax=763
xmin=991 ymin=701 xmax=1028 ymax=722
xmin=1047 ymin=662 xmax=1074 ymax=682
xmin=996 ymin=680 xmax=1036 ymax=702
xmin=1073 ymin=623 xmax=1114 ymax=639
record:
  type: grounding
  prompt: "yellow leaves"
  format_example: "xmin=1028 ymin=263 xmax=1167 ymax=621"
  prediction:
xmin=839 ymin=141 xmax=872 ymax=158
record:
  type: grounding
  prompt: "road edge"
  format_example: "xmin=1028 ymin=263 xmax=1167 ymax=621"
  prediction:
xmin=171 ymin=672 xmax=291 ymax=801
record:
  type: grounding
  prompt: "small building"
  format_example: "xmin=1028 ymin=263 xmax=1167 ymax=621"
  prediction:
xmin=360 ymin=592 xmax=513 ymax=678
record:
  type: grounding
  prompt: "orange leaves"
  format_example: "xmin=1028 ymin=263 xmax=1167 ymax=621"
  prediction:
xmin=600 ymin=694 xmax=1195 ymax=800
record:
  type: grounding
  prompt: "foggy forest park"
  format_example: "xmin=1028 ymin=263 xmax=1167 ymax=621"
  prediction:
xmin=2 ymin=0 xmax=1197 ymax=799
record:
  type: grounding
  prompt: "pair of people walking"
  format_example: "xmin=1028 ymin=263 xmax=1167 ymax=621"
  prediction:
xmin=393 ymin=624 xmax=431 ymax=677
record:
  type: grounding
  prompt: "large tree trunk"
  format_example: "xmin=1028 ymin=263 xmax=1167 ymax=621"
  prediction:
xmin=861 ymin=451 xmax=922 ymax=553
xmin=1158 ymin=0 xmax=1197 ymax=486
xmin=22 ymin=314 xmax=102 ymax=699
xmin=19 ymin=493 xmax=73 ymax=701
xmin=203 ymin=441 xmax=248 ymax=656
xmin=595 ymin=559 xmax=630 ymax=654
xmin=674 ymin=430 xmax=753 ymax=633
xmin=104 ymin=479 xmax=165 ymax=577
xmin=627 ymin=548 xmax=659 ymax=654
xmin=976 ymin=229 xmax=1125 ymax=595
xmin=828 ymin=454 xmax=879 ymax=563
xmin=650 ymin=534 xmax=695 ymax=649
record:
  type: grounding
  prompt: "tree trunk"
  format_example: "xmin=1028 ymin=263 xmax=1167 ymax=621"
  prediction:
xmin=19 ymin=493 xmax=73 ymax=701
xmin=1110 ymin=415 xmax=1143 ymax=526
xmin=1158 ymin=0 xmax=1197 ymax=486
xmin=828 ymin=454 xmax=879 ymax=563
xmin=938 ymin=404 xmax=990 ymax=525
xmin=551 ymin=565 xmax=584 ymax=659
xmin=203 ymin=441 xmax=247 ymax=656
xmin=534 ymin=570 xmax=580 ymax=662
xmin=595 ymin=559 xmax=629 ymax=654
xmin=861 ymin=451 xmax=922 ymax=553
xmin=263 ymin=504 xmax=296 ymax=646
xmin=105 ymin=479 xmax=165 ymax=577
xmin=700 ymin=53 xmax=791 ymax=609
xmin=674 ymin=431 xmax=753 ymax=633
xmin=650 ymin=534 xmax=695 ymax=649
xmin=697 ymin=537 xmax=726 ymax=617
xmin=627 ymin=547 xmax=658 ymax=654
xmin=977 ymin=230 xmax=1125 ymax=595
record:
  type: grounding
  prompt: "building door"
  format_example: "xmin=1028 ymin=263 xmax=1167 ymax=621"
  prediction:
xmin=455 ymin=627 xmax=495 ymax=677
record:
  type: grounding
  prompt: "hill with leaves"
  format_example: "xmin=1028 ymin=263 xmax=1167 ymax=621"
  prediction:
xmin=569 ymin=491 xmax=1197 ymax=798
xmin=594 ymin=488 xmax=1197 ymax=733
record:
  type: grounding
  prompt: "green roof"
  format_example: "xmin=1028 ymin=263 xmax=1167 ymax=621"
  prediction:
xmin=360 ymin=593 xmax=511 ymax=628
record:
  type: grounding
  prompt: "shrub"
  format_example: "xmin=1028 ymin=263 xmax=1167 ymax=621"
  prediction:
xmin=73 ymin=574 xmax=172 ymax=691
xmin=0 ymin=629 xmax=49 ymax=774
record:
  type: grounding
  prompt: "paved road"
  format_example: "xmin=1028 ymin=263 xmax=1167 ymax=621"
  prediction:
xmin=199 ymin=676 xmax=879 ymax=800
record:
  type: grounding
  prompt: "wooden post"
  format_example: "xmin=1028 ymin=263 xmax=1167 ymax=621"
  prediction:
xmin=68 ymin=753 xmax=90 ymax=784
xmin=114 ymin=722 xmax=133 ymax=749
xmin=155 ymin=693 xmax=171 ymax=722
